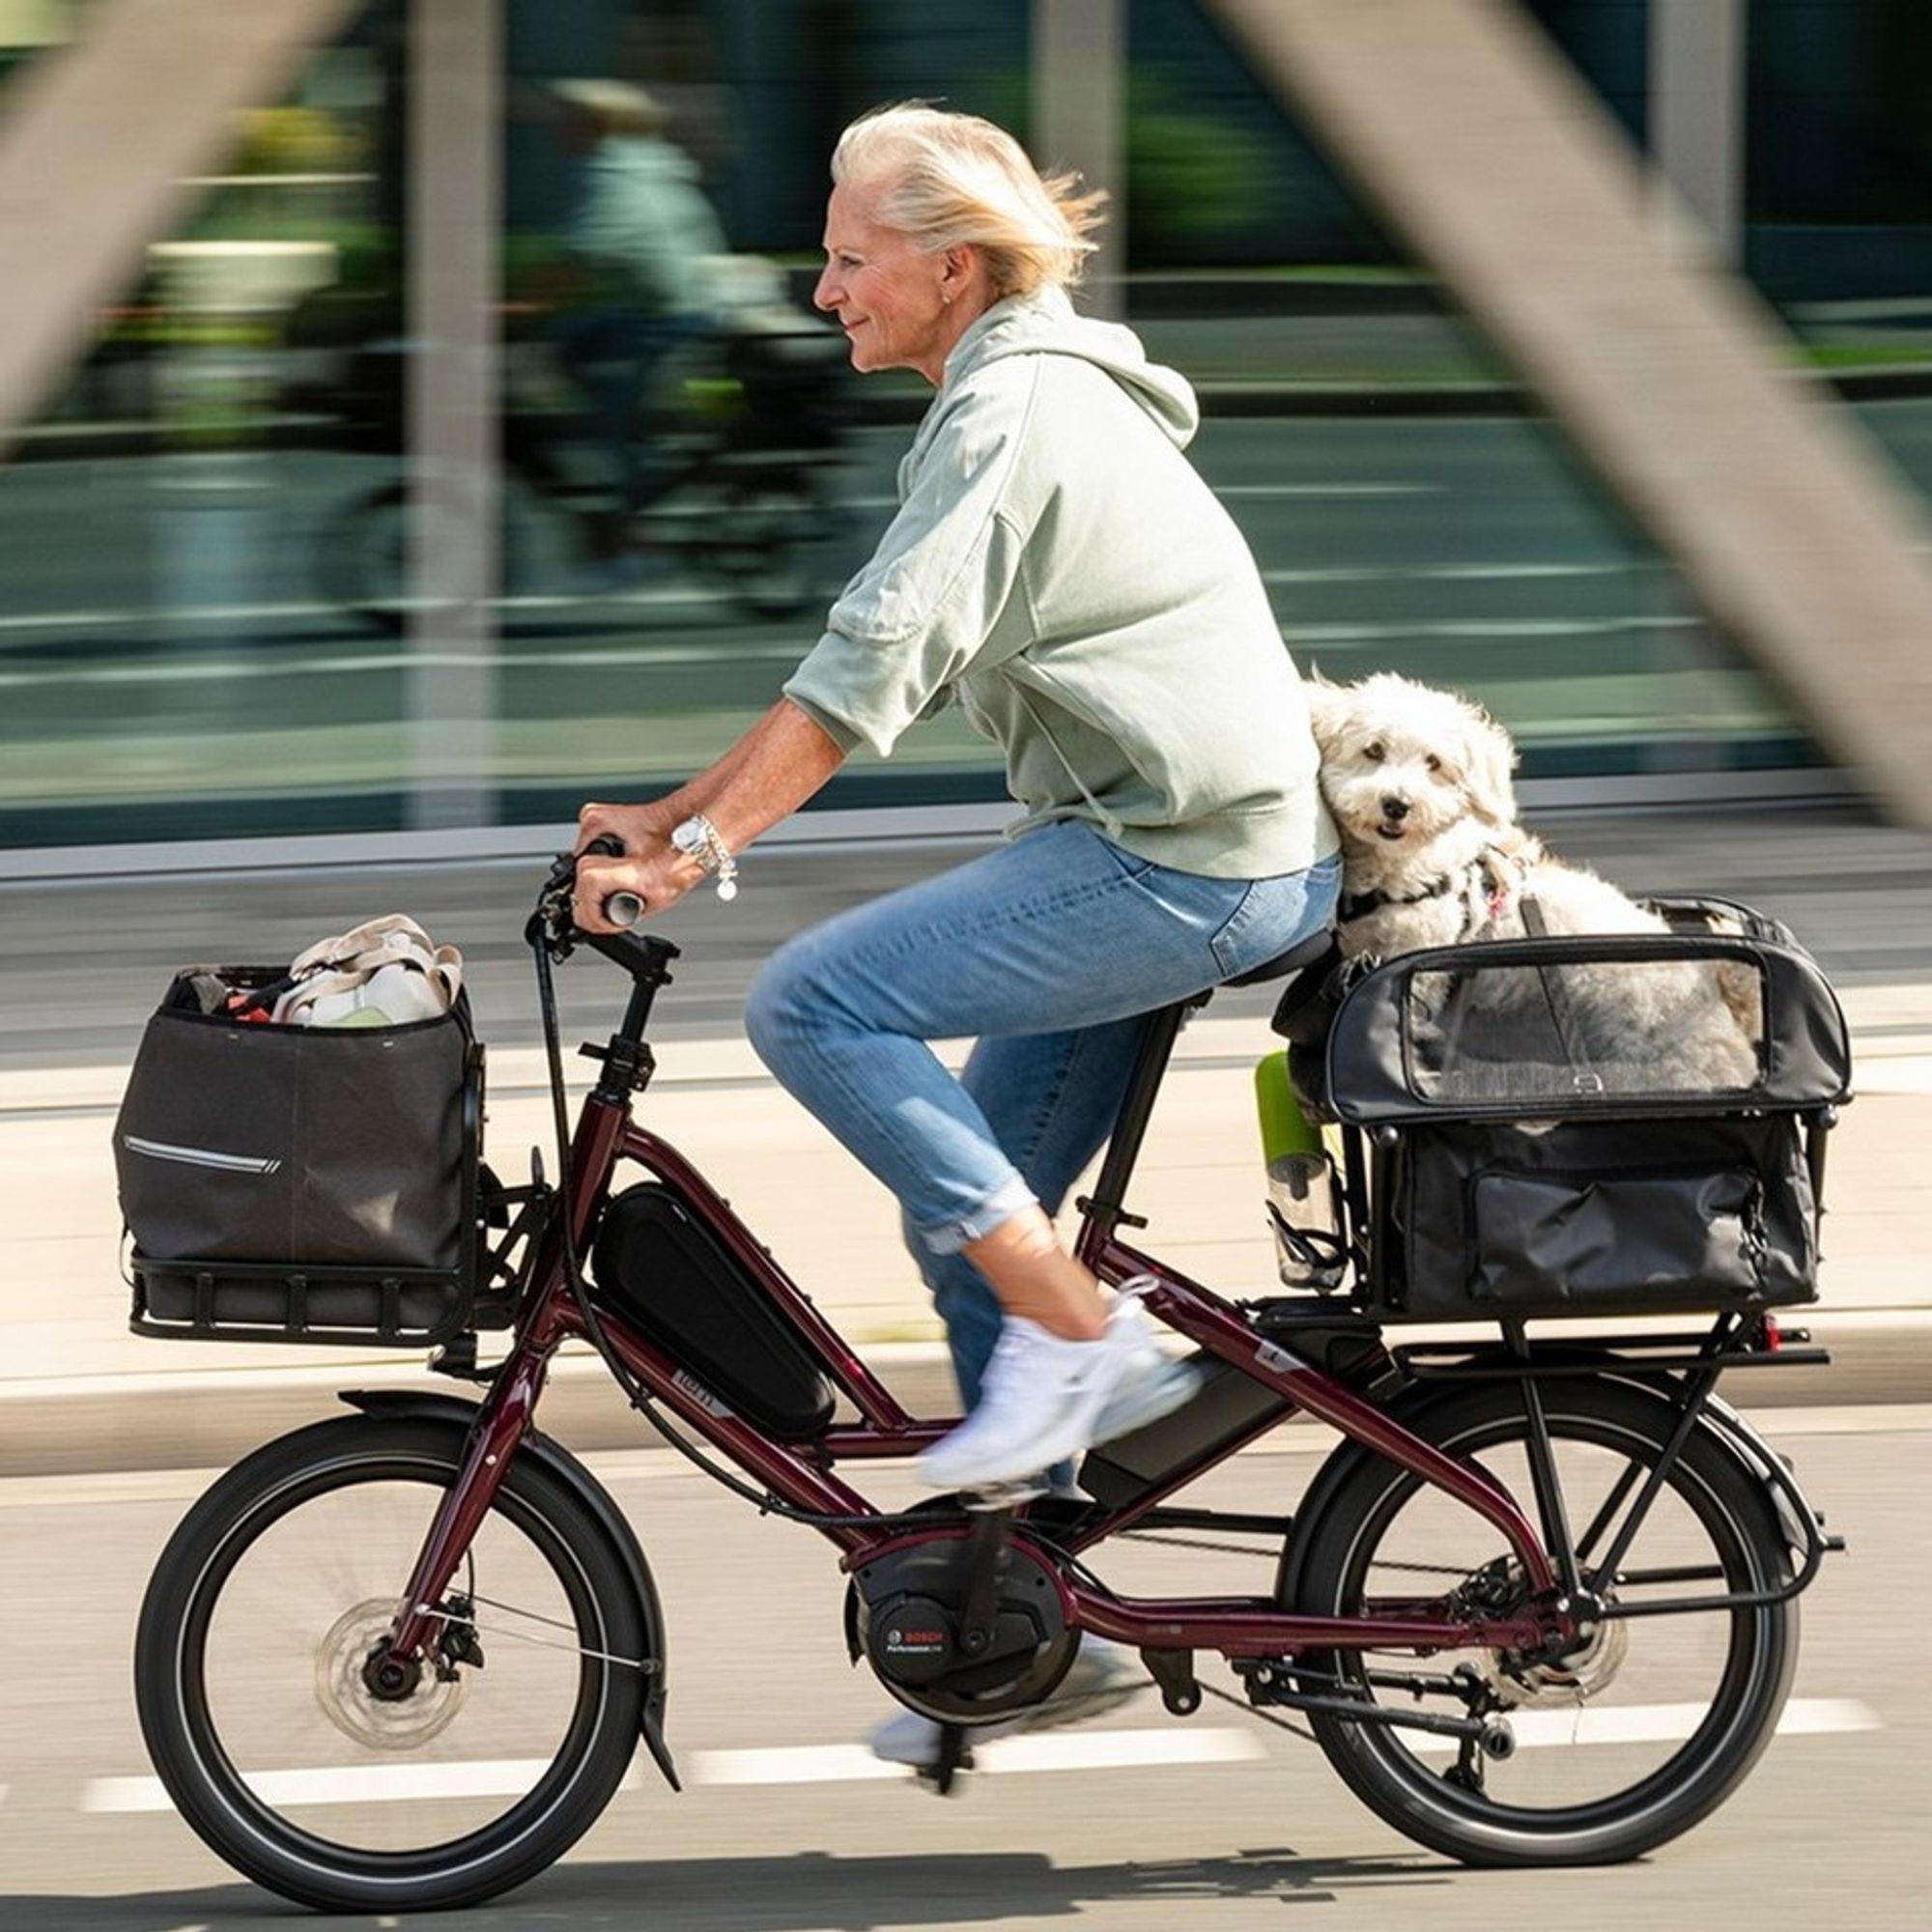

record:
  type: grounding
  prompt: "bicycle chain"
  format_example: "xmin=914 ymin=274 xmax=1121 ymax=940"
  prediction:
xmin=1117 ymin=1527 xmax=1477 ymax=1577
xmin=1197 ymin=1676 xmax=1318 ymax=1746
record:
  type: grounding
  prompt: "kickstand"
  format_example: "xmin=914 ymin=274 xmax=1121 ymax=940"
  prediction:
xmin=917 ymin=1722 xmax=973 ymax=1796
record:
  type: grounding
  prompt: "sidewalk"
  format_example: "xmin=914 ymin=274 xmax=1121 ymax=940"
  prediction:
xmin=4 ymin=806 xmax=1929 ymax=1476
xmin=4 ymin=999 xmax=1926 ymax=1479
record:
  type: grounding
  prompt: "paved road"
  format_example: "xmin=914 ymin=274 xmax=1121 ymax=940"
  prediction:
xmin=0 ymin=1408 xmax=1923 ymax=1929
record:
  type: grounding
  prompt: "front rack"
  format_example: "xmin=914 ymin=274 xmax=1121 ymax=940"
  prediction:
xmin=128 ymin=1175 xmax=550 ymax=1350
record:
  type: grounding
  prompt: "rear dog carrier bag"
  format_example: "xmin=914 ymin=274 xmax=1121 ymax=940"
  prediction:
xmin=592 ymin=1182 xmax=836 ymax=1438
xmin=116 ymin=954 xmax=482 ymax=1346
xmin=1292 ymin=895 xmax=1853 ymax=1323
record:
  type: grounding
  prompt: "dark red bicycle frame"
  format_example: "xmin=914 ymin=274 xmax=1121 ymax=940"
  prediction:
xmin=384 ymin=1054 xmax=1565 ymax=1673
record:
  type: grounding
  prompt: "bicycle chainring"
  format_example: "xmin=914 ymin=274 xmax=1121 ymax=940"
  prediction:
xmin=849 ymin=1529 xmax=1076 ymax=1724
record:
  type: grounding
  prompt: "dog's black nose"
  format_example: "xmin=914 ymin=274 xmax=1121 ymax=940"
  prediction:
xmin=1381 ymin=795 xmax=1409 ymax=822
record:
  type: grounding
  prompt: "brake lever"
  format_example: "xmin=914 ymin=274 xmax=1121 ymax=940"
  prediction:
xmin=526 ymin=835 xmax=641 ymax=959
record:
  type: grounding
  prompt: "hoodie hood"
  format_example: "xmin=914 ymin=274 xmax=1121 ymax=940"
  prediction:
xmin=942 ymin=286 xmax=1199 ymax=448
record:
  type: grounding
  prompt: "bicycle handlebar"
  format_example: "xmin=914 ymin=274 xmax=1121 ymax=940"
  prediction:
xmin=529 ymin=835 xmax=647 ymax=960
xmin=581 ymin=834 xmax=644 ymax=929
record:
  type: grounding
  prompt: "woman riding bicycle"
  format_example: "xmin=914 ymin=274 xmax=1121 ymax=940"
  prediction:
xmin=133 ymin=111 xmax=1834 ymax=1883
xmin=574 ymin=101 xmax=1339 ymax=1496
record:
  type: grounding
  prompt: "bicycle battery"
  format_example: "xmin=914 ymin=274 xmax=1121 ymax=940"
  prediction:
xmin=1078 ymin=1356 xmax=1293 ymax=1509
xmin=591 ymin=1183 xmax=836 ymax=1438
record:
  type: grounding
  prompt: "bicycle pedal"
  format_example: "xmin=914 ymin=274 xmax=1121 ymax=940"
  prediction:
xmin=914 ymin=1727 xmax=975 ymax=1796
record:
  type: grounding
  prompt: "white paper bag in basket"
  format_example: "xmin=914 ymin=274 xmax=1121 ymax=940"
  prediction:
xmin=272 ymin=915 xmax=463 ymax=1028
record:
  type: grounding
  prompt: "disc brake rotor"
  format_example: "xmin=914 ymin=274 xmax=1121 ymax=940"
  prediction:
xmin=314 ymin=1598 xmax=469 ymax=1751
xmin=1476 ymin=1610 xmax=1631 ymax=1710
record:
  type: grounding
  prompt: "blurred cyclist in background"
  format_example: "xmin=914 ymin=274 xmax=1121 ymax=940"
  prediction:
xmin=547 ymin=79 xmax=726 ymax=570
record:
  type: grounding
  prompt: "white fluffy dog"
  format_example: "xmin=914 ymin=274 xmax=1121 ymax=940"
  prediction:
xmin=1304 ymin=671 xmax=1758 ymax=1093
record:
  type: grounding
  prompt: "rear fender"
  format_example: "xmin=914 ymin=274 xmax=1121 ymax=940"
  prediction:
xmin=1275 ymin=1356 xmax=1824 ymax=1611
xmin=340 ymin=1387 xmax=679 ymax=1791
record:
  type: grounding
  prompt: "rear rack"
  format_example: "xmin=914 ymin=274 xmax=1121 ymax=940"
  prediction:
xmin=1391 ymin=1324 xmax=1831 ymax=1384
xmin=129 ymin=1255 xmax=478 ymax=1349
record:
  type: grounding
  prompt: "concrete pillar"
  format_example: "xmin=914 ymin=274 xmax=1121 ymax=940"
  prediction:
xmin=1204 ymin=0 xmax=1932 ymax=828
xmin=0 ymin=0 xmax=361 ymax=459
xmin=1649 ymin=0 xmax=1747 ymax=261
xmin=1031 ymin=0 xmax=1126 ymax=320
xmin=405 ymin=0 xmax=500 ymax=833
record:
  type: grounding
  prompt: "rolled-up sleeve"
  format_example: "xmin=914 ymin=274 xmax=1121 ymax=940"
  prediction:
xmin=781 ymin=372 xmax=1036 ymax=757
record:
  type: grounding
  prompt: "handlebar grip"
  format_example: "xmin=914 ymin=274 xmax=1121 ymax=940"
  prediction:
xmin=578 ymin=833 xmax=641 ymax=926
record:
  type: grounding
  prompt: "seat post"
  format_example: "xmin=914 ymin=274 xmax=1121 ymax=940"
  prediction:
xmin=1073 ymin=928 xmax=1336 ymax=1261
xmin=1075 ymin=998 xmax=1199 ymax=1247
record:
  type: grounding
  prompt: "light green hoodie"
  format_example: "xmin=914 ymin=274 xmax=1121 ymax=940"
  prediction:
xmin=783 ymin=287 xmax=1336 ymax=879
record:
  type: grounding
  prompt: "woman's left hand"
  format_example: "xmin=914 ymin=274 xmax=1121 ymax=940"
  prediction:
xmin=576 ymin=799 xmax=669 ymax=859
xmin=571 ymin=835 xmax=699 ymax=933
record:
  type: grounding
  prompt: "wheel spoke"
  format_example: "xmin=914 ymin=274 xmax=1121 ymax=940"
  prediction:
xmin=1574 ymin=1454 xmax=1646 ymax=1569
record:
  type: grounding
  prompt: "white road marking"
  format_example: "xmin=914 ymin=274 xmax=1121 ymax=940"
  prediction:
xmin=1408 ymin=1696 xmax=1880 ymax=1755
xmin=690 ymin=1745 xmax=908 ymax=1785
xmin=693 ymin=1727 xmax=1267 ymax=1785
xmin=78 ymin=1702 xmax=1876 ymax=1813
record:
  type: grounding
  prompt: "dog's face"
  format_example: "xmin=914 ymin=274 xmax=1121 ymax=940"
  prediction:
xmin=1305 ymin=672 xmax=1518 ymax=851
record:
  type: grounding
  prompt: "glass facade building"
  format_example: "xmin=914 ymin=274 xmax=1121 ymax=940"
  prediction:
xmin=1 ymin=1 xmax=1927 ymax=852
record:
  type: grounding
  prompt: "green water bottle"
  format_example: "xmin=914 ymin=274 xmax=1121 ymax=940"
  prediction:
xmin=1254 ymin=1051 xmax=1346 ymax=1290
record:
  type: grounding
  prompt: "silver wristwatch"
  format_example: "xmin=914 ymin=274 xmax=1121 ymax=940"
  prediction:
xmin=669 ymin=813 xmax=739 ymax=900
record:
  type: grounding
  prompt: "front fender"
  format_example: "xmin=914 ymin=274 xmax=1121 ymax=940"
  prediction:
xmin=340 ymin=1387 xmax=679 ymax=1791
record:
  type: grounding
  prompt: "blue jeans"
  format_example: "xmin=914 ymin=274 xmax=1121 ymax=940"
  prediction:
xmin=746 ymin=822 xmax=1340 ymax=1407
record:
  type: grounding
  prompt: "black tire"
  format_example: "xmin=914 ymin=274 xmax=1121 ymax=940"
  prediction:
xmin=134 ymin=1414 xmax=649 ymax=1913
xmin=1288 ymin=1378 xmax=1797 ymax=1866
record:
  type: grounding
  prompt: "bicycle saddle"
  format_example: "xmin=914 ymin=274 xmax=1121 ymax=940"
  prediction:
xmin=1222 ymin=927 xmax=1339 ymax=989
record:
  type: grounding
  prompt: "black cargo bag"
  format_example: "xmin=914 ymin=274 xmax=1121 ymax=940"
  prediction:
xmin=1294 ymin=896 xmax=1852 ymax=1323
xmin=1385 ymin=1113 xmax=1819 ymax=1320
xmin=116 ymin=966 xmax=482 ymax=1344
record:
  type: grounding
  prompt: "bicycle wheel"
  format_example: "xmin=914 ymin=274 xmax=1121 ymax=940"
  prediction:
xmin=135 ymin=1414 xmax=650 ymax=1913
xmin=315 ymin=479 xmax=518 ymax=635
xmin=1288 ymin=1378 xmax=1797 ymax=1865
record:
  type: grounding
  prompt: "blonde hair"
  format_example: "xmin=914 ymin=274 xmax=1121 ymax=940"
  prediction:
xmin=831 ymin=103 xmax=1106 ymax=298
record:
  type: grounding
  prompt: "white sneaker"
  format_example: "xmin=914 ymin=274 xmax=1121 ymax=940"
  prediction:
xmin=868 ymin=1636 xmax=1150 ymax=1768
xmin=1089 ymin=1294 xmax=1206 ymax=1446
xmin=915 ymin=1315 xmax=1142 ymax=1491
